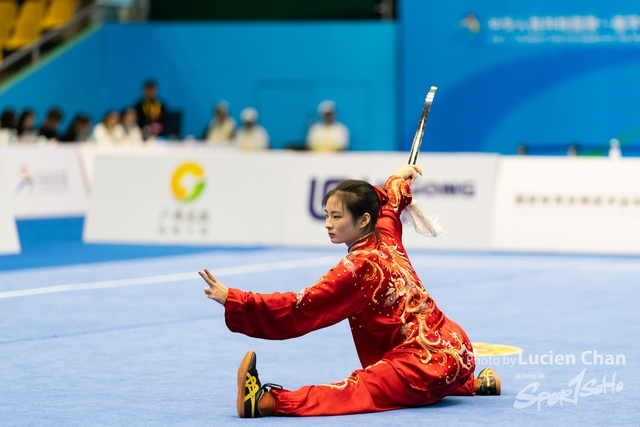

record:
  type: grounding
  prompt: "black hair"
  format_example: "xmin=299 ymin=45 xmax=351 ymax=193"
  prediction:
xmin=322 ymin=179 xmax=380 ymax=234
xmin=61 ymin=114 xmax=91 ymax=142
xmin=16 ymin=109 xmax=36 ymax=135
xmin=45 ymin=107 xmax=63 ymax=122
xmin=1 ymin=108 xmax=16 ymax=129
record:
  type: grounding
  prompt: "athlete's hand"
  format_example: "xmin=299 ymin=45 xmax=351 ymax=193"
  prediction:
xmin=199 ymin=268 xmax=229 ymax=305
xmin=393 ymin=164 xmax=422 ymax=184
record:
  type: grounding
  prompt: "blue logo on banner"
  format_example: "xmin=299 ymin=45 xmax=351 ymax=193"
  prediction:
xmin=308 ymin=178 xmax=345 ymax=220
xmin=412 ymin=182 xmax=476 ymax=197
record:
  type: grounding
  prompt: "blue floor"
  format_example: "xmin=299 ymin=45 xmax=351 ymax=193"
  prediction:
xmin=1 ymin=219 xmax=638 ymax=425
xmin=0 ymin=217 xmax=251 ymax=271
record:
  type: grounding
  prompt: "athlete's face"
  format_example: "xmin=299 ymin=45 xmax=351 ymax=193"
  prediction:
xmin=324 ymin=196 xmax=368 ymax=247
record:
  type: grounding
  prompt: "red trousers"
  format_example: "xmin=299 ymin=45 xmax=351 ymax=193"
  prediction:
xmin=271 ymin=360 xmax=475 ymax=416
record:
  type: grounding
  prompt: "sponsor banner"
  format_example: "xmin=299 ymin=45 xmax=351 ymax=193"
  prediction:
xmin=0 ymin=161 xmax=20 ymax=254
xmin=85 ymin=150 xmax=497 ymax=250
xmin=84 ymin=151 xmax=288 ymax=245
xmin=76 ymin=143 xmax=236 ymax=192
xmin=491 ymin=157 xmax=640 ymax=254
xmin=285 ymin=153 xmax=498 ymax=250
xmin=0 ymin=146 xmax=87 ymax=219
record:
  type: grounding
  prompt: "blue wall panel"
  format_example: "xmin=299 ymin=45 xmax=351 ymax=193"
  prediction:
xmin=0 ymin=27 xmax=109 ymax=131
xmin=401 ymin=0 xmax=640 ymax=154
xmin=0 ymin=22 xmax=397 ymax=150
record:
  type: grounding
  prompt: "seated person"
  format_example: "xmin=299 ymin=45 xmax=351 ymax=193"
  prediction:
xmin=206 ymin=100 xmax=236 ymax=144
xmin=16 ymin=110 xmax=38 ymax=143
xmin=60 ymin=114 xmax=92 ymax=143
xmin=0 ymin=108 xmax=17 ymax=145
xmin=306 ymin=100 xmax=349 ymax=152
xmin=120 ymin=107 xmax=144 ymax=144
xmin=91 ymin=111 xmax=124 ymax=144
xmin=234 ymin=107 xmax=269 ymax=151
xmin=38 ymin=107 xmax=64 ymax=141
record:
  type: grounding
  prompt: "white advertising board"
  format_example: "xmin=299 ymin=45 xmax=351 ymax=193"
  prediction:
xmin=282 ymin=153 xmax=498 ymax=250
xmin=77 ymin=143 xmax=239 ymax=192
xmin=0 ymin=146 xmax=87 ymax=219
xmin=0 ymin=161 xmax=20 ymax=254
xmin=491 ymin=157 xmax=640 ymax=254
xmin=84 ymin=150 xmax=497 ymax=250
xmin=84 ymin=151 xmax=288 ymax=245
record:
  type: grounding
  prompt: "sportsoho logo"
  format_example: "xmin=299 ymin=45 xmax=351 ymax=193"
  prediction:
xmin=171 ymin=162 xmax=206 ymax=203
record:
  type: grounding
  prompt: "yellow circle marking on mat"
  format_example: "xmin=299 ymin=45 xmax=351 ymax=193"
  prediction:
xmin=472 ymin=343 xmax=523 ymax=357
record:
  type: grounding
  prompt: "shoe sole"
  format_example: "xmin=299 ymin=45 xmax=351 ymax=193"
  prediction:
xmin=236 ymin=350 xmax=255 ymax=418
xmin=483 ymin=367 xmax=501 ymax=395
xmin=487 ymin=367 xmax=501 ymax=395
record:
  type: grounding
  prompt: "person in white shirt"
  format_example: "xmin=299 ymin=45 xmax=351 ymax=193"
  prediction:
xmin=609 ymin=138 xmax=622 ymax=159
xmin=120 ymin=108 xmax=144 ymax=144
xmin=16 ymin=110 xmax=38 ymax=143
xmin=92 ymin=111 xmax=124 ymax=145
xmin=306 ymin=100 xmax=349 ymax=152
xmin=206 ymin=100 xmax=236 ymax=144
xmin=234 ymin=107 xmax=269 ymax=151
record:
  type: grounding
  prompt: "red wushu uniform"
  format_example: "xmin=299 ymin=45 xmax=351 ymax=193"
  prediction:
xmin=224 ymin=175 xmax=476 ymax=416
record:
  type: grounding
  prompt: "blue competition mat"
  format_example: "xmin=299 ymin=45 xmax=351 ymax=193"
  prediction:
xmin=1 ymin=219 xmax=638 ymax=425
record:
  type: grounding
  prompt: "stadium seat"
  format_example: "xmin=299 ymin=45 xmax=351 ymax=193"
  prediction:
xmin=3 ymin=0 xmax=46 ymax=51
xmin=0 ymin=0 xmax=19 ymax=58
xmin=42 ymin=0 xmax=78 ymax=31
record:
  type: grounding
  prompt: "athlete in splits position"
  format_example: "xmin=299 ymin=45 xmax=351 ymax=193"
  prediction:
xmin=199 ymin=164 xmax=500 ymax=417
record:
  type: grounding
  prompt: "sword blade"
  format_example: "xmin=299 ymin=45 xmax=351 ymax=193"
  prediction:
xmin=408 ymin=85 xmax=437 ymax=165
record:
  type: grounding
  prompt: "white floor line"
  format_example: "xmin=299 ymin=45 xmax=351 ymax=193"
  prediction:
xmin=3 ymin=253 xmax=639 ymax=300
xmin=0 ymin=256 xmax=337 ymax=300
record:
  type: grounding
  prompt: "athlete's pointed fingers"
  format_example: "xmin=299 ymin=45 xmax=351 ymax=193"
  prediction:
xmin=198 ymin=269 xmax=216 ymax=288
xmin=203 ymin=268 xmax=219 ymax=284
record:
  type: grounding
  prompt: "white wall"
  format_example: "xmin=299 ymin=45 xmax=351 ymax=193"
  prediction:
xmin=0 ymin=160 xmax=20 ymax=254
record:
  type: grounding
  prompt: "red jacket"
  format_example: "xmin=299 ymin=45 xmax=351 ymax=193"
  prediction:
xmin=225 ymin=175 xmax=475 ymax=392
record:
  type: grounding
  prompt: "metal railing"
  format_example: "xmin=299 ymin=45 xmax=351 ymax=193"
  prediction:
xmin=0 ymin=1 xmax=148 ymax=79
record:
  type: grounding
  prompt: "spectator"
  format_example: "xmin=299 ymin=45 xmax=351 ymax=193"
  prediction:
xmin=60 ymin=114 xmax=92 ymax=143
xmin=206 ymin=100 xmax=236 ymax=144
xmin=0 ymin=108 xmax=17 ymax=145
xmin=38 ymin=107 xmax=64 ymax=141
xmin=234 ymin=107 xmax=269 ymax=151
xmin=121 ymin=107 xmax=143 ymax=144
xmin=609 ymin=138 xmax=621 ymax=159
xmin=306 ymin=100 xmax=349 ymax=152
xmin=92 ymin=111 xmax=124 ymax=144
xmin=16 ymin=109 xmax=38 ymax=143
xmin=134 ymin=80 xmax=165 ymax=140
xmin=1 ymin=108 xmax=17 ymax=129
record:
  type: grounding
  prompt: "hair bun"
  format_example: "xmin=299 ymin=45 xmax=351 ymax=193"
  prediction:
xmin=373 ymin=185 xmax=388 ymax=207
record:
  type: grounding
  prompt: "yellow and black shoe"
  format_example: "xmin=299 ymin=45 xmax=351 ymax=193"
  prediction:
xmin=236 ymin=350 xmax=281 ymax=418
xmin=476 ymin=367 xmax=501 ymax=395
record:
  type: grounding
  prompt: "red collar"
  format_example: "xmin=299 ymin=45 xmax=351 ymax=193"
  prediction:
xmin=348 ymin=231 xmax=377 ymax=253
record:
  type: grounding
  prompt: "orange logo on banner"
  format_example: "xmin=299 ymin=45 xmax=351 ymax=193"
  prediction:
xmin=171 ymin=162 xmax=206 ymax=202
